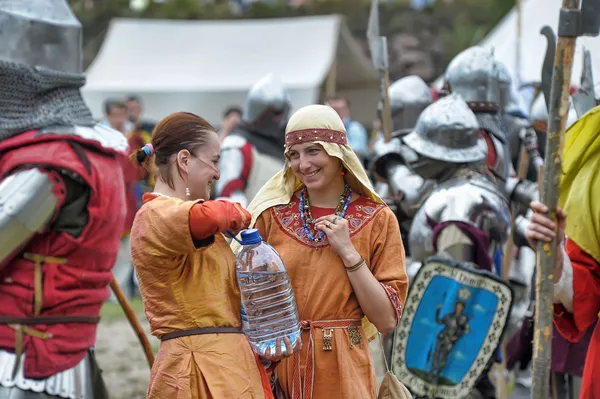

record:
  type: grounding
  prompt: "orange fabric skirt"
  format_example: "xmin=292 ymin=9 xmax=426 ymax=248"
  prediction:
xmin=148 ymin=333 xmax=272 ymax=399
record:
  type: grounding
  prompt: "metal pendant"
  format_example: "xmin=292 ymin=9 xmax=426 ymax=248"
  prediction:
xmin=322 ymin=329 xmax=333 ymax=351
xmin=347 ymin=326 xmax=362 ymax=349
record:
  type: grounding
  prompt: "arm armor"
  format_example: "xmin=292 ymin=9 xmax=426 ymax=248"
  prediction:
xmin=506 ymin=177 xmax=538 ymax=212
xmin=0 ymin=169 xmax=62 ymax=269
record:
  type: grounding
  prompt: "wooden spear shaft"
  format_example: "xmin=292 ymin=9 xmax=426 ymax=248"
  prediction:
xmin=110 ymin=278 xmax=155 ymax=369
xmin=515 ymin=0 xmax=522 ymax=87
xmin=531 ymin=1 xmax=579 ymax=397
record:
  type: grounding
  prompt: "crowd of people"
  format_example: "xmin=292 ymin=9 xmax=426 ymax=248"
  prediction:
xmin=2 ymin=2 xmax=600 ymax=399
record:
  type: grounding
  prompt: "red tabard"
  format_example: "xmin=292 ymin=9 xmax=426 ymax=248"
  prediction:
xmin=554 ymin=238 xmax=600 ymax=398
xmin=0 ymin=129 xmax=128 ymax=379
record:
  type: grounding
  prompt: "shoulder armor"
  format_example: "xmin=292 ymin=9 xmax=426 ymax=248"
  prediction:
xmin=37 ymin=124 xmax=128 ymax=154
xmin=370 ymin=137 xmax=403 ymax=181
xmin=221 ymin=134 xmax=248 ymax=150
xmin=0 ymin=169 xmax=61 ymax=268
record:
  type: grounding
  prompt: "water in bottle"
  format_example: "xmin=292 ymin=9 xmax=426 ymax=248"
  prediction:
xmin=236 ymin=229 xmax=301 ymax=357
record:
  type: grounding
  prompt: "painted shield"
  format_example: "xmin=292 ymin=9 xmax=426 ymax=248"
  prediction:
xmin=392 ymin=257 xmax=513 ymax=399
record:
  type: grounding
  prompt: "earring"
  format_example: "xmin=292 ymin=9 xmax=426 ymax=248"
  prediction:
xmin=340 ymin=170 xmax=346 ymax=176
xmin=185 ymin=186 xmax=191 ymax=196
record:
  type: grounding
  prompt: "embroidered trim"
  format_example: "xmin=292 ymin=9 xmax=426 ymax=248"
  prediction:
xmin=272 ymin=198 xmax=385 ymax=248
xmin=380 ymin=282 xmax=403 ymax=322
xmin=285 ymin=128 xmax=347 ymax=147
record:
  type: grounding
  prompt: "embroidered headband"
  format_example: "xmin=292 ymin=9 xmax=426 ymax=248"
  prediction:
xmin=285 ymin=128 xmax=347 ymax=147
xmin=142 ymin=143 xmax=154 ymax=157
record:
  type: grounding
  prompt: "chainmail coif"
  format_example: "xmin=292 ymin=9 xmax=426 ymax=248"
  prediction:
xmin=0 ymin=60 xmax=95 ymax=140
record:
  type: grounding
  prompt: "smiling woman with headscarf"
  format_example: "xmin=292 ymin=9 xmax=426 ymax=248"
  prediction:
xmin=234 ymin=104 xmax=408 ymax=398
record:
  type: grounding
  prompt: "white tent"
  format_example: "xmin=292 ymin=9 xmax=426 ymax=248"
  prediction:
xmin=434 ymin=0 xmax=600 ymax=89
xmin=82 ymin=15 xmax=380 ymax=126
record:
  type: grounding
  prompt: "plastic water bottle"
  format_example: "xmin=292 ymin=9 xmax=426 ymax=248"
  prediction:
xmin=236 ymin=229 xmax=301 ymax=357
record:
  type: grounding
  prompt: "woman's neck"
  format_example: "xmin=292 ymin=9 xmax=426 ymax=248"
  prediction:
xmin=306 ymin=178 xmax=346 ymax=208
xmin=153 ymin=179 xmax=186 ymax=200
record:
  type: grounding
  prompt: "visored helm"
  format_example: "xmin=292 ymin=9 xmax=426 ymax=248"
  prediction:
xmin=445 ymin=46 xmax=502 ymax=107
xmin=0 ymin=0 xmax=83 ymax=73
xmin=243 ymin=73 xmax=292 ymax=138
xmin=389 ymin=75 xmax=433 ymax=134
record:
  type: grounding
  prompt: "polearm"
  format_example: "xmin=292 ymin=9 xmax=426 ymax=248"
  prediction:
xmin=366 ymin=0 xmax=393 ymax=143
xmin=532 ymin=1 xmax=599 ymax=397
xmin=110 ymin=278 xmax=155 ymax=368
xmin=515 ymin=0 xmax=522 ymax=88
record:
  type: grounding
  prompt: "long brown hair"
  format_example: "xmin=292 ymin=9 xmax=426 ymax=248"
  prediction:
xmin=131 ymin=112 xmax=216 ymax=189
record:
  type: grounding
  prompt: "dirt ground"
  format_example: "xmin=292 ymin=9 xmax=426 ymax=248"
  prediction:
xmin=95 ymin=299 xmax=158 ymax=399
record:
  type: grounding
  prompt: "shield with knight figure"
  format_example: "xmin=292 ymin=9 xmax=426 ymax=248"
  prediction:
xmin=392 ymin=257 xmax=513 ymax=399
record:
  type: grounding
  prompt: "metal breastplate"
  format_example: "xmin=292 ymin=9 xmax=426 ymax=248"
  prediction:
xmin=0 ymin=350 xmax=94 ymax=399
xmin=409 ymin=173 xmax=510 ymax=264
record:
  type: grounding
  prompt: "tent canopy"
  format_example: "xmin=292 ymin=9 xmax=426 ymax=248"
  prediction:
xmin=434 ymin=0 xmax=600 ymax=90
xmin=82 ymin=15 xmax=379 ymax=126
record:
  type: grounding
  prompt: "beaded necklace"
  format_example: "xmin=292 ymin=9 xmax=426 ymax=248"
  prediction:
xmin=298 ymin=184 xmax=352 ymax=243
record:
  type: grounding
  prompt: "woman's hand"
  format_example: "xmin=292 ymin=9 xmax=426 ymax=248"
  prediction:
xmin=262 ymin=337 xmax=301 ymax=362
xmin=314 ymin=215 xmax=359 ymax=263
xmin=526 ymin=201 xmax=567 ymax=283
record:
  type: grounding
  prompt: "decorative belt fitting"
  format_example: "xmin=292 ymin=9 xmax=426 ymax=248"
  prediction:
xmin=322 ymin=329 xmax=333 ymax=351
xmin=320 ymin=325 xmax=363 ymax=351
xmin=347 ymin=326 xmax=362 ymax=348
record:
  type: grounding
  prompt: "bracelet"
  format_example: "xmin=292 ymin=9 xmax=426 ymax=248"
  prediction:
xmin=345 ymin=258 xmax=365 ymax=273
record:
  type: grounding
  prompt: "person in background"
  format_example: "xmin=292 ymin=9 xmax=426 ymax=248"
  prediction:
xmin=102 ymin=99 xmax=133 ymax=136
xmin=126 ymin=95 xmax=157 ymax=207
xmin=101 ymin=98 xmax=139 ymax=300
xmin=213 ymin=74 xmax=291 ymax=207
xmin=218 ymin=106 xmax=242 ymax=143
xmin=130 ymin=111 xmax=287 ymax=398
xmin=326 ymin=96 xmax=369 ymax=162
xmin=126 ymin=95 xmax=156 ymax=134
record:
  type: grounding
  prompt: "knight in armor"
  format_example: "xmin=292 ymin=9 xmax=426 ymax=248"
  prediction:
xmin=404 ymin=93 xmax=510 ymax=398
xmin=444 ymin=46 xmax=538 ymax=242
xmin=369 ymin=75 xmax=435 ymax=255
xmin=213 ymin=73 xmax=291 ymax=207
xmin=0 ymin=1 xmax=129 ymax=397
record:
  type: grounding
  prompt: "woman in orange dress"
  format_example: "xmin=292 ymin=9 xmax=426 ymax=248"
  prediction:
xmin=234 ymin=105 xmax=408 ymax=398
xmin=129 ymin=112 xmax=278 ymax=398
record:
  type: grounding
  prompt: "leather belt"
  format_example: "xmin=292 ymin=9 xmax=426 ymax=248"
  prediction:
xmin=161 ymin=326 xmax=242 ymax=341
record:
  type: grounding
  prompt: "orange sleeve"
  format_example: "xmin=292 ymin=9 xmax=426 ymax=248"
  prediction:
xmin=554 ymin=237 xmax=600 ymax=342
xmin=369 ymin=207 xmax=409 ymax=323
xmin=189 ymin=200 xmax=251 ymax=241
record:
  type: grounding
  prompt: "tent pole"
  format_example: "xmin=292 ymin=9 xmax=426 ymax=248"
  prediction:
xmin=326 ymin=57 xmax=337 ymax=98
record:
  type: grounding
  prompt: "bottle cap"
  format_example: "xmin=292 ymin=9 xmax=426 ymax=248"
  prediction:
xmin=240 ymin=229 xmax=263 ymax=245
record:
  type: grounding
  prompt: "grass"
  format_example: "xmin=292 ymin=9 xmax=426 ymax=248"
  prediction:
xmin=100 ymin=297 xmax=146 ymax=322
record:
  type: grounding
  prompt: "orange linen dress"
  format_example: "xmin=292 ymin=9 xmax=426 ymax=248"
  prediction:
xmin=255 ymin=194 xmax=408 ymax=398
xmin=130 ymin=193 xmax=271 ymax=399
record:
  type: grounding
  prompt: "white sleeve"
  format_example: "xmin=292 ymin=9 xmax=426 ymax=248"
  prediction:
xmin=553 ymin=243 xmax=574 ymax=313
